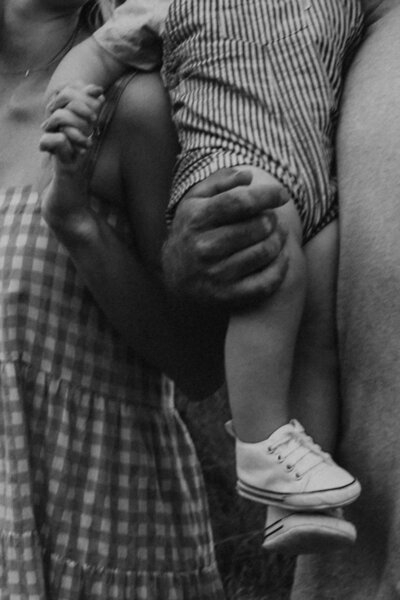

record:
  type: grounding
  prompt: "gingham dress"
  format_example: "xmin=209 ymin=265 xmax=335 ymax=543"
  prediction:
xmin=0 ymin=79 xmax=224 ymax=599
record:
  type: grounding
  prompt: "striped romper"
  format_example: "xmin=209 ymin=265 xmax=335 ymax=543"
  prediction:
xmin=163 ymin=0 xmax=364 ymax=242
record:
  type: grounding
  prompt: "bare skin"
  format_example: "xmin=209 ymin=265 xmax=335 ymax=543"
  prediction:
xmin=0 ymin=0 xmax=87 ymax=187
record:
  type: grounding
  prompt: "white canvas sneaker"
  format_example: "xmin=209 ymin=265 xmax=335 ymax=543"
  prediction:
xmin=262 ymin=506 xmax=357 ymax=554
xmin=231 ymin=419 xmax=361 ymax=510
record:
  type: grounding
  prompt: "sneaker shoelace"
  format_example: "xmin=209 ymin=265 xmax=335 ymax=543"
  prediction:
xmin=268 ymin=423 xmax=330 ymax=479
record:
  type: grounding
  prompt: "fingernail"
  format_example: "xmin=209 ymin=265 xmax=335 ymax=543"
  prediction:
xmin=41 ymin=120 xmax=49 ymax=130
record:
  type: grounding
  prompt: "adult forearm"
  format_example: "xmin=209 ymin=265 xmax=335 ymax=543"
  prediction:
xmin=45 ymin=205 xmax=226 ymax=399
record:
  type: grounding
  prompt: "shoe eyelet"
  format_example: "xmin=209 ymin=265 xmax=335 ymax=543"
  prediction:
xmin=277 ymin=454 xmax=283 ymax=462
xmin=295 ymin=472 xmax=302 ymax=479
xmin=286 ymin=464 xmax=293 ymax=472
xmin=267 ymin=446 xmax=273 ymax=454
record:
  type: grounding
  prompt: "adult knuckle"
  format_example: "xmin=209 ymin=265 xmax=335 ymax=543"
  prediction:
xmin=190 ymin=206 xmax=206 ymax=229
xmin=223 ymin=191 xmax=244 ymax=215
xmin=261 ymin=211 xmax=277 ymax=236
xmin=207 ymin=261 xmax=230 ymax=284
xmin=169 ymin=207 xmax=187 ymax=230
xmin=193 ymin=235 xmax=213 ymax=261
xmin=190 ymin=199 xmax=217 ymax=229
xmin=264 ymin=229 xmax=286 ymax=257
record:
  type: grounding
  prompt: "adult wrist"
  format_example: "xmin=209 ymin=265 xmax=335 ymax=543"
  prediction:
xmin=43 ymin=204 xmax=96 ymax=248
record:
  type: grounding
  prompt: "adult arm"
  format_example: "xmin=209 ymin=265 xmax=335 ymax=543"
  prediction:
xmin=40 ymin=74 xmax=226 ymax=399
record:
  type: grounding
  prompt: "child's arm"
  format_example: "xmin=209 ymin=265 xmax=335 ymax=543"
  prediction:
xmin=46 ymin=0 xmax=172 ymax=105
xmin=46 ymin=38 xmax=125 ymax=107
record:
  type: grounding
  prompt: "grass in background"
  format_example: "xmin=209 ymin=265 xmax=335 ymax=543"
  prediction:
xmin=177 ymin=388 xmax=295 ymax=600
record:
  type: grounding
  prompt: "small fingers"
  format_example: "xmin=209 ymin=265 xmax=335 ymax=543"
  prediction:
xmin=62 ymin=126 xmax=93 ymax=149
xmin=39 ymin=131 xmax=77 ymax=163
xmin=42 ymin=107 xmax=94 ymax=136
xmin=45 ymin=90 xmax=105 ymax=126
xmin=58 ymin=100 xmax=98 ymax=123
xmin=66 ymin=95 xmax=105 ymax=120
xmin=47 ymin=81 xmax=104 ymax=112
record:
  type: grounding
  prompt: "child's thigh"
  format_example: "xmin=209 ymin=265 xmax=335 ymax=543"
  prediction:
xmin=164 ymin=0 xmax=357 ymax=236
xmin=164 ymin=0 xmax=313 ymax=154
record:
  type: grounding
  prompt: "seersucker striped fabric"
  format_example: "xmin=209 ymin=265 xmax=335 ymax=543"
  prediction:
xmin=163 ymin=0 xmax=364 ymax=243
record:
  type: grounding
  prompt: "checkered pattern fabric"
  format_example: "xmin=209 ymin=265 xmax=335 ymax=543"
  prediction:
xmin=0 ymin=184 xmax=223 ymax=597
xmin=163 ymin=0 xmax=364 ymax=243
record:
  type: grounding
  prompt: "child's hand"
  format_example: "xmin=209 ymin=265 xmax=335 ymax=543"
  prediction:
xmin=38 ymin=82 xmax=105 ymax=230
xmin=40 ymin=81 xmax=105 ymax=165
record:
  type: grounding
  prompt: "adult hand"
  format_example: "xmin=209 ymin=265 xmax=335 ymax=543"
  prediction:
xmin=162 ymin=168 xmax=289 ymax=308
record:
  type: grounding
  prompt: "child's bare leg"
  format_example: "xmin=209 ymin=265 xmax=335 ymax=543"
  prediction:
xmin=225 ymin=167 xmax=360 ymax=512
xmin=290 ymin=220 xmax=339 ymax=453
xmin=225 ymin=179 xmax=305 ymax=443
xmin=260 ymin=219 xmax=358 ymax=553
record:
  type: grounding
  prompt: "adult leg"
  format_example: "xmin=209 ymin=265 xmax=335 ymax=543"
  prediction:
xmin=293 ymin=5 xmax=400 ymax=598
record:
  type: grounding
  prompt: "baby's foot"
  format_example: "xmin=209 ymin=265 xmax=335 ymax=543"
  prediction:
xmin=228 ymin=419 xmax=361 ymax=510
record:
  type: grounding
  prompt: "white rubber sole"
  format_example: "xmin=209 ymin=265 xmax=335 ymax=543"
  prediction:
xmin=237 ymin=478 xmax=362 ymax=510
xmin=262 ymin=508 xmax=357 ymax=554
